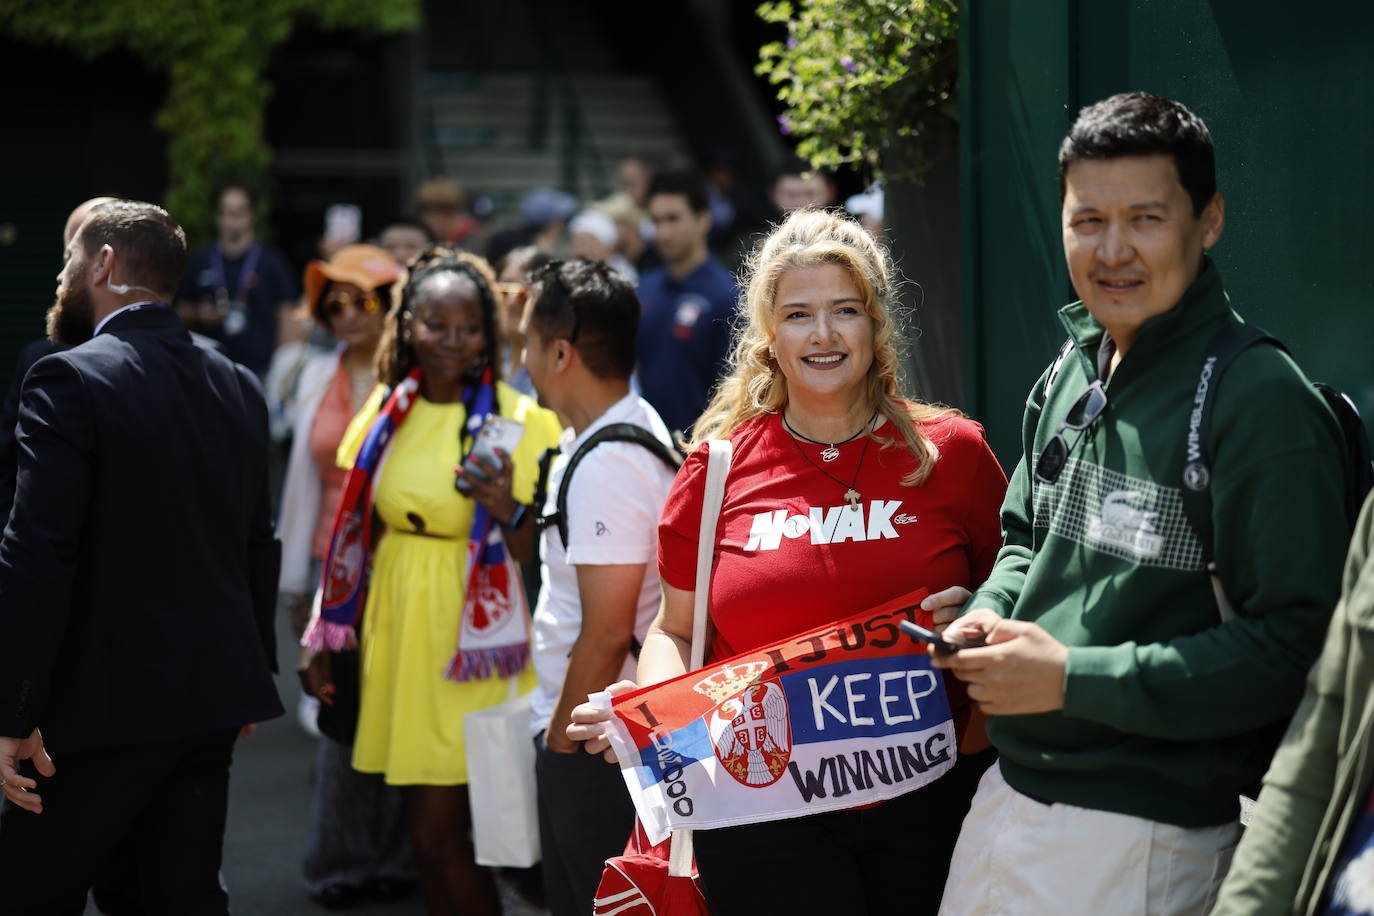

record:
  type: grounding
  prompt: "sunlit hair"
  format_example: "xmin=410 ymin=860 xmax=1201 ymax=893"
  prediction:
xmin=376 ymin=245 xmax=502 ymax=388
xmin=691 ymin=208 xmax=957 ymax=486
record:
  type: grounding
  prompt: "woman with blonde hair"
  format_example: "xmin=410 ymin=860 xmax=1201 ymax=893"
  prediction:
xmin=570 ymin=208 xmax=1008 ymax=914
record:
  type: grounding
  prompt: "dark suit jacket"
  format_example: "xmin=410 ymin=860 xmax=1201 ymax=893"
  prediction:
xmin=0 ymin=338 xmax=61 ymax=525
xmin=0 ymin=306 xmax=283 ymax=754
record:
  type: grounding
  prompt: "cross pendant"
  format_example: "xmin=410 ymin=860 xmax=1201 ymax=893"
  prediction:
xmin=845 ymin=488 xmax=861 ymax=510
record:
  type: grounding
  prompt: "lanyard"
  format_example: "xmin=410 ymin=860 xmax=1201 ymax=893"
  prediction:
xmin=210 ymin=242 xmax=262 ymax=304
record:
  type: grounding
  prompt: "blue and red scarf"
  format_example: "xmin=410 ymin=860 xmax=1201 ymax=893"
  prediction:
xmin=302 ymin=366 xmax=529 ymax=682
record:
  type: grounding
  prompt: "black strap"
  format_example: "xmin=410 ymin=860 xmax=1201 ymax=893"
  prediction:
xmin=1179 ymin=323 xmax=1285 ymax=570
xmin=532 ymin=446 xmax=559 ymax=525
xmin=539 ymin=423 xmax=683 ymax=547
xmin=1312 ymin=383 xmax=1374 ymax=526
xmin=536 ymin=423 xmax=682 ymax=661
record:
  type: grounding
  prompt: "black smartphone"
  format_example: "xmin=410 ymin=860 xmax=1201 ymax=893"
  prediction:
xmin=899 ymin=619 xmax=980 ymax=653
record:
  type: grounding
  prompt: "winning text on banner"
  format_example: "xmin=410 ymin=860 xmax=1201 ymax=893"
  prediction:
xmin=604 ymin=589 xmax=957 ymax=843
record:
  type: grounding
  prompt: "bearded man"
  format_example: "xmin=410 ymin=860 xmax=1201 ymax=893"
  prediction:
xmin=0 ymin=200 xmax=282 ymax=915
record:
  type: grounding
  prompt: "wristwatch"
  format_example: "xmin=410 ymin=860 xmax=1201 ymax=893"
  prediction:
xmin=505 ymin=502 xmax=532 ymax=530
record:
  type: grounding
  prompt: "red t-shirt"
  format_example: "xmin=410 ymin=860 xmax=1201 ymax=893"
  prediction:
xmin=659 ymin=410 xmax=1008 ymax=663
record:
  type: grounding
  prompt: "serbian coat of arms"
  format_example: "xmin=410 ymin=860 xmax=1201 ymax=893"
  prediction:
xmin=693 ymin=662 xmax=792 ymax=788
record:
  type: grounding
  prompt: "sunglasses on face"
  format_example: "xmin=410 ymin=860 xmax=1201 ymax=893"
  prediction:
xmin=1034 ymin=380 xmax=1109 ymax=484
xmin=495 ymin=281 xmax=528 ymax=304
xmin=322 ymin=289 xmax=383 ymax=318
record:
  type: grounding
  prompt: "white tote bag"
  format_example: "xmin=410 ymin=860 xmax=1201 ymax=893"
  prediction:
xmin=464 ymin=690 xmax=540 ymax=867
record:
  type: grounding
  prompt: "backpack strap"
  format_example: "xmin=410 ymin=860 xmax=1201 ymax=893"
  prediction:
xmin=1180 ymin=323 xmax=1285 ymax=619
xmin=539 ymin=423 xmax=683 ymax=548
xmin=531 ymin=446 xmax=560 ymax=530
xmin=535 ymin=423 xmax=683 ymax=661
xmin=1312 ymin=383 xmax=1374 ymax=525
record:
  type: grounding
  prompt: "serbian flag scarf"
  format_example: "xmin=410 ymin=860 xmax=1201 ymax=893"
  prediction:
xmin=302 ymin=366 xmax=529 ymax=682
xmin=602 ymin=588 xmax=955 ymax=844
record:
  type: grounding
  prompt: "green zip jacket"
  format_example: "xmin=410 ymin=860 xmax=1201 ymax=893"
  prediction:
xmin=1212 ymin=492 xmax=1374 ymax=915
xmin=968 ymin=260 xmax=1349 ymax=827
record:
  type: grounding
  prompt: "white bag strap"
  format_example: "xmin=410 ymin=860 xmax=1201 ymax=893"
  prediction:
xmin=690 ymin=439 xmax=732 ymax=671
xmin=670 ymin=437 xmax=733 ymax=878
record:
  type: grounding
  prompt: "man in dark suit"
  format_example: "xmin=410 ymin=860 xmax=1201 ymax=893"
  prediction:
xmin=0 ymin=200 xmax=283 ymax=914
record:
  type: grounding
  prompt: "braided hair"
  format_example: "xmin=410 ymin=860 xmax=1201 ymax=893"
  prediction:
xmin=375 ymin=245 xmax=503 ymax=389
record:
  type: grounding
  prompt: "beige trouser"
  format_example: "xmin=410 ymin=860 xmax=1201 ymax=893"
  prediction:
xmin=938 ymin=763 xmax=1240 ymax=916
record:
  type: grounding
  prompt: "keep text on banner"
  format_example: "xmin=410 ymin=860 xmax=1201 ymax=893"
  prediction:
xmin=604 ymin=589 xmax=956 ymax=843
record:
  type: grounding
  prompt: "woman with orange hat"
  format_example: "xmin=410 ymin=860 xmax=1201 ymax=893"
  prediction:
xmin=279 ymin=244 xmax=416 ymax=909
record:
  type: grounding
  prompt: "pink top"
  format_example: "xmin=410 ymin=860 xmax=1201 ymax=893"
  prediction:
xmin=310 ymin=364 xmax=356 ymax=560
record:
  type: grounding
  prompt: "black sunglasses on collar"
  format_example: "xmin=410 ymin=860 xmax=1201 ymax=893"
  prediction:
xmin=1034 ymin=380 xmax=1109 ymax=484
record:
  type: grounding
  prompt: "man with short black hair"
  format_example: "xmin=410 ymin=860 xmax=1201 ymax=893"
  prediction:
xmin=934 ymin=92 xmax=1350 ymax=914
xmin=635 ymin=169 xmax=738 ymax=435
xmin=176 ymin=183 xmax=297 ymax=374
xmin=522 ymin=259 xmax=678 ymax=915
xmin=768 ymin=157 xmax=836 ymax=215
xmin=0 ymin=200 xmax=282 ymax=914
xmin=377 ymin=217 xmax=434 ymax=267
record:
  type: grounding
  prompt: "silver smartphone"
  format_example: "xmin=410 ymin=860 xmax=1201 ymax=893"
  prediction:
xmin=455 ymin=416 xmax=524 ymax=493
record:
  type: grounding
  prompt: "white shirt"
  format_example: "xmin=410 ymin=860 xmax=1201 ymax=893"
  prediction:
xmin=528 ymin=393 xmax=678 ymax=735
xmin=94 ymin=300 xmax=162 ymax=336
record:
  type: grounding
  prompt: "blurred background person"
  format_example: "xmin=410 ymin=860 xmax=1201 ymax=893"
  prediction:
xmin=635 ymin=169 xmax=738 ymax=437
xmin=278 ymin=243 xmax=414 ymax=909
xmin=486 ymin=187 xmax=577 ymax=268
xmin=615 ymin=151 xmax=667 ymax=211
xmin=595 ymin=192 xmax=651 ymax=276
xmin=769 ymin=157 xmax=837 ymax=216
xmin=568 ymin=209 xmax=636 ymax=282
xmin=299 ymin=247 xmax=561 ymax=916
xmin=494 ymin=245 xmax=551 ymax=399
xmin=415 ymin=178 xmax=480 ymax=250
xmin=377 ymin=217 xmax=434 ymax=268
xmin=0 ymin=196 xmax=117 ymax=524
xmin=845 ymin=184 xmax=886 ymax=240
xmin=175 ymin=183 xmax=298 ymax=376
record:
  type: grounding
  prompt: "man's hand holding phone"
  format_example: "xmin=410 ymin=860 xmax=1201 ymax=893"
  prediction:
xmin=928 ymin=609 xmax=1069 ymax=715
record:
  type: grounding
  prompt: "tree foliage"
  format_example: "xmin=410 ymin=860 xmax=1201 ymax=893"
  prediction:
xmin=756 ymin=0 xmax=958 ymax=181
xmin=1 ymin=0 xmax=418 ymax=242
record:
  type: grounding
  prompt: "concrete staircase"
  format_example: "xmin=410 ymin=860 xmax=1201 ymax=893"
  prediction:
xmin=423 ymin=71 xmax=686 ymax=225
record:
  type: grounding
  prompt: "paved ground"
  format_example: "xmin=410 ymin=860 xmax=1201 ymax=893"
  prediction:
xmin=83 ymin=611 xmax=548 ymax=916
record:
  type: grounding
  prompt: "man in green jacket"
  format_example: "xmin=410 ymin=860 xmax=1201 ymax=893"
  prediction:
xmin=1212 ymin=491 xmax=1374 ymax=914
xmin=935 ymin=92 xmax=1349 ymax=914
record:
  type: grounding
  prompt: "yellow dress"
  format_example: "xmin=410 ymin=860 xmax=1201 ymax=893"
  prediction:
xmin=339 ymin=381 xmax=562 ymax=785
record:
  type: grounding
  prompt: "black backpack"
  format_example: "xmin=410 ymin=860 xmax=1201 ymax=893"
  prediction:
xmin=530 ymin=422 xmax=684 ymax=660
xmin=1179 ymin=322 xmax=1374 ymax=595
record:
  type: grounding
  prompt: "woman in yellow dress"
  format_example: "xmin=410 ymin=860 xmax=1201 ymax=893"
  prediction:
xmin=303 ymin=247 xmax=562 ymax=915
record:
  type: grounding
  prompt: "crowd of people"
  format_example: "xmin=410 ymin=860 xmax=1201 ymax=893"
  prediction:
xmin=0 ymin=90 xmax=1370 ymax=916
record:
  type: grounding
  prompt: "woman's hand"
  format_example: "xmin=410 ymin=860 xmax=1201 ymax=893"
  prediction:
xmin=567 ymin=679 xmax=638 ymax=763
xmin=456 ymin=449 xmax=518 ymax=524
xmin=922 ymin=586 xmax=972 ymax=634
xmin=296 ymin=645 xmax=335 ymax=706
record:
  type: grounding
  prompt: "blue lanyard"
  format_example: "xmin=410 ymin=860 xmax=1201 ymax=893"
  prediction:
xmin=209 ymin=242 xmax=262 ymax=302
